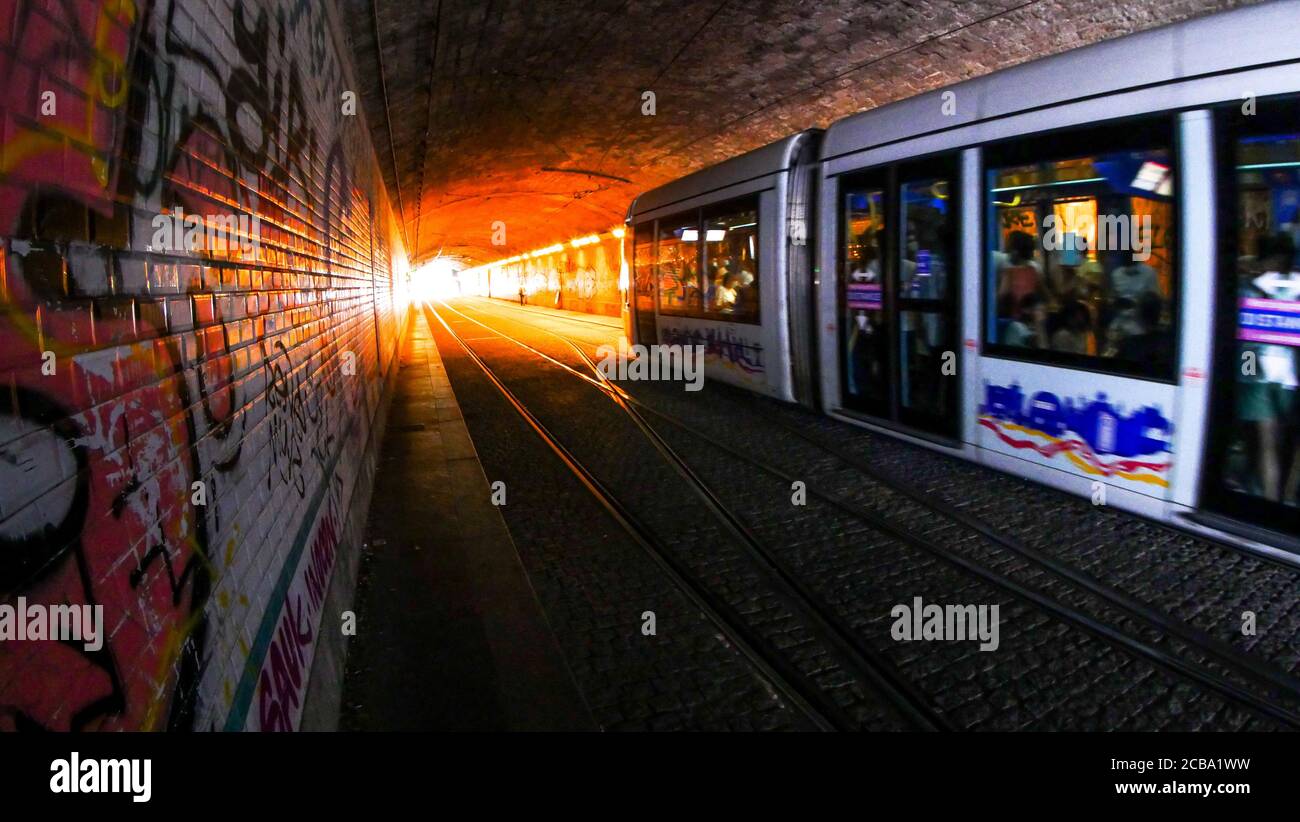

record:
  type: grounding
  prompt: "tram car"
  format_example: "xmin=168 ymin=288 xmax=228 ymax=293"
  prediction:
xmin=625 ymin=129 xmax=822 ymax=406
xmin=625 ymin=0 xmax=1300 ymax=561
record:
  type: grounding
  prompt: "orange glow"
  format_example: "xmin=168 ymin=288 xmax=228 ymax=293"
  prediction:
xmin=462 ymin=227 xmax=627 ymax=281
xmin=1051 ymin=199 xmax=1098 ymax=258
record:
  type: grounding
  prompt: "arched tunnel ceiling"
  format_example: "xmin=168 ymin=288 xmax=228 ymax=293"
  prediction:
xmin=342 ymin=0 xmax=1258 ymax=266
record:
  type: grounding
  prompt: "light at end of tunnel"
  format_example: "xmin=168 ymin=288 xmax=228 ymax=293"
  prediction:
xmin=410 ymin=257 xmax=463 ymax=303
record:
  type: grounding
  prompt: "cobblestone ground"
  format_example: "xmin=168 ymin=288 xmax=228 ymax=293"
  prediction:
xmin=784 ymin=404 xmax=1300 ymax=678
xmin=420 ymin=306 xmax=823 ymax=731
xmin=623 ymin=370 xmax=1300 ymax=693
xmin=428 ymin=303 xmax=917 ymax=730
xmin=441 ymin=296 xmax=1299 ymax=731
xmin=624 ymin=382 xmax=1281 ymax=730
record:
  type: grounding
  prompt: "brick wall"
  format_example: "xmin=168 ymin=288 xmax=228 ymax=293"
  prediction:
xmin=0 ymin=0 xmax=410 ymax=730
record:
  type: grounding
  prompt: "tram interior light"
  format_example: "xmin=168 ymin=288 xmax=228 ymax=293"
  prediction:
xmin=1131 ymin=161 xmax=1173 ymax=196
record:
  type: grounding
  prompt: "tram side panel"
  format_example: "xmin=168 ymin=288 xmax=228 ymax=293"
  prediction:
xmin=652 ymin=187 xmax=792 ymax=400
xmin=818 ymin=120 xmax=1190 ymax=522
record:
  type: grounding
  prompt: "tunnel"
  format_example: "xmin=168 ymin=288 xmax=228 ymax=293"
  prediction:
xmin=1 ymin=0 xmax=1300 ymax=801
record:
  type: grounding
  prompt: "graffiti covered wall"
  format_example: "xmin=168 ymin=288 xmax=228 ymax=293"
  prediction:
xmin=483 ymin=234 xmax=625 ymax=317
xmin=0 ymin=0 xmax=409 ymax=730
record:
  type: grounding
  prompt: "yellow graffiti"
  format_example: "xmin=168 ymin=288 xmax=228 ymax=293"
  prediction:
xmin=995 ymin=420 xmax=1170 ymax=489
xmin=140 ymin=533 xmax=215 ymax=730
xmin=0 ymin=0 xmax=137 ymax=187
xmin=141 ymin=610 xmax=203 ymax=730
xmin=1061 ymin=449 xmax=1169 ymax=487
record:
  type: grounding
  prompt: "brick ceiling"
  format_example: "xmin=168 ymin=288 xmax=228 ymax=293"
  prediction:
xmin=342 ymin=0 xmax=1255 ymax=266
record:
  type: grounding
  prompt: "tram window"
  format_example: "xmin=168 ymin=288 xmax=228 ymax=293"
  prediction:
xmin=656 ymin=211 xmax=701 ymax=316
xmin=1220 ymin=101 xmax=1300 ymax=506
xmin=702 ymin=197 xmax=761 ymax=324
xmin=842 ymin=185 xmax=888 ymax=411
xmin=900 ymin=178 xmax=952 ymax=301
xmin=899 ymin=177 xmax=954 ymax=420
xmin=653 ymin=199 xmax=761 ymax=323
xmin=984 ymin=120 xmax=1178 ymax=379
xmin=633 ymin=223 xmax=655 ymax=307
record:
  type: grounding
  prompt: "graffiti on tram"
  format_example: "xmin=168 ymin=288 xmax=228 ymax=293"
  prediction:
xmin=977 ymin=381 xmax=1174 ymax=488
xmin=660 ymin=324 xmax=765 ymax=376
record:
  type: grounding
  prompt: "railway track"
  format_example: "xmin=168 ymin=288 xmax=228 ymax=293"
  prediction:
xmin=431 ymin=297 xmax=1300 ymax=730
xmin=425 ymin=302 xmax=941 ymax=731
xmin=684 ymin=383 xmax=1300 ymax=697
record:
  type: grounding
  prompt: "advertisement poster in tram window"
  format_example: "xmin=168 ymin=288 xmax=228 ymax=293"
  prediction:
xmin=846 ymin=282 xmax=882 ymax=310
xmin=659 ymin=317 xmax=767 ymax=390
xmin=999 ymin=206 xmax=1038 ymax=248
xmin=975 ymin=359 xmax=1177 ymax=498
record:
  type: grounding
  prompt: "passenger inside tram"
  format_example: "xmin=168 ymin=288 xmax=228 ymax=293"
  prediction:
xmin=704 ymin=206 xmax=760 ymax=320
xmin=990 ymin=147 xmax=1175 ymax=367
xmin=999 ymin=292 xmax=1048 ymax=348
xmin=709 ymin=258 xmax=756 ymax=316
xmin=1233 ymin=232 xmax=1300 ymax=504
xmin=1114 ymin=291 xmax=1174 ymax=373
xmin=1214 ymin=104 xmax=1300 ymax=517
xmin=846 ymin=308 xmax=885 ymax=398
xmin=841 ymin=196 xmax=885 ymax=408
xmin=1049 ymin=300 xmax=1097 ymax=355
xmin=995 ymin=231 xmax=1043 ymax=306
xmin=850 ymin=229 xmax=884 ymax=282
xmin=1100 ymin=250 xmax=1160 ymax=354
xmin=711 ymin=269 xmax=738 ymax=311
xmin=656 ymin=219 xmax=701 ymax=315
xmin=994 ymin=233 xmax=1173 ymax=357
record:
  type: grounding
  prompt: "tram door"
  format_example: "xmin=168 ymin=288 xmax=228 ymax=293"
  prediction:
xmin=840 ymin=156 xmax=960 ymax=439
xmin=1202 ymin=99 xmax=1300 ymax=537
xmin=632 ymin=222 xmax=658 ymax=345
